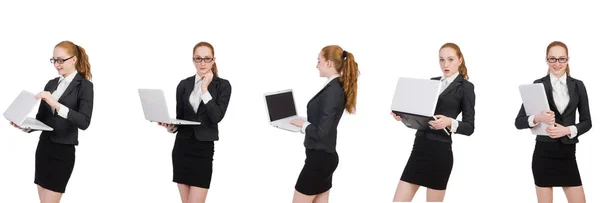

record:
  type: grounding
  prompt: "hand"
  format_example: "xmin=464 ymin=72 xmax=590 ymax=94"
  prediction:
xmin=201 ymin=71 xmax=214 ymax=92
xmin=547 ymin=123 xmax=570 ymax=139
xmin=10 ymin=121 xmax=30 ymax=132
xmin=534 ymin=110 xmax=555 ymax=125
xmin=158 ymin=122 xmax=176 ymax=131
xmin=429 ymin=115 xmax=452 ymax=130
xmin=35 ymin=91 xmax=59 ymax=108
xmin=390 ymin=112 xmax=402 ymax=121
xmin=290 ymin=118 xmax=305 ymax=127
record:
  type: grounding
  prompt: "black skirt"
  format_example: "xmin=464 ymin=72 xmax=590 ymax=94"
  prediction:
xmin=400 ymin=135 xmax=453 ymax=190
xmin=34 ymin=136 xmax=76 ymax=193
xmin=172 ymin=137 xmax=215 ymax=189
xmin=532 ymin=141 xmax=582 ymax=187
xmin=295 ymin=149 xmax=339 ymax=195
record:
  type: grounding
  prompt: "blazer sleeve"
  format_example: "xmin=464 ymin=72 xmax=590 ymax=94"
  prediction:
xmin=456 ymin=82 xmax=475 ymax=135
xmin=305 ymin=87 xmax=344 ymax=141
xmin=65 ymin=81 xmax=94 ymax=130
xmin=574 ymin=81 xmax=592 ymax=138
xmin=176 ymin=81 xmax=185 ymax=120
xmin=514 ymin=104 xmax=532 ymax=129
xmin=204 ymin=80 xmax=232 ymax=123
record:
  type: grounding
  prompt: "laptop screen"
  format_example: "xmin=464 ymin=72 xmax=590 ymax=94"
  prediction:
xmin=265 ymin=91 xmax=297 ymax=122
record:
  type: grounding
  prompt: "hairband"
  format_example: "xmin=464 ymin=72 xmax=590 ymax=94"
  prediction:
xmin=342 ymin=50 xmax=347 ymax=59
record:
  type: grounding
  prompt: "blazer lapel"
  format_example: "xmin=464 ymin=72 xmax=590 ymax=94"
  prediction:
xmin=309 ymin=78 xmax=338 ymax=104
xmin=541 ymin=75 xmax=562 ymax=118
xmin=183 ymin=76 xmax=196 ymax=112
xmin=439 ymin=75 xmax=463 ymax=97
xmin=58 ymin=74 xmax=82 ymax=102
xmin=563 ymin=76 xmax=577 ymax=115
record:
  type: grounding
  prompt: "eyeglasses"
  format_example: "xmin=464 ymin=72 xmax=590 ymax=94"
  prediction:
xmin=50 ymin=56 xmax=74 ymax=64
xmin=547 ymin=57 xmax=568 ymax=63
xmin=193 ymin=57 xmax=214 ymax=63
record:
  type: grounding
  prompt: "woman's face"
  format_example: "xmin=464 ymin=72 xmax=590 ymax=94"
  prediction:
xmin=52 ymin=47 xmax=77 ymax=76
xmin=439 ymin=47 xmax=462 ymax=77
xmin=193 ymin=46 xmax=215 ymax=75
xmin=316 ymin=52 xmax=333 ymax=77
xmin=546 ymin=46 xmax=569 ymax=77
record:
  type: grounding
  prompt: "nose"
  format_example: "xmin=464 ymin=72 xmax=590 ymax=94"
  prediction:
xmin=443 ymin=61 xmax=450 ymax=67
xmin=53 ymin=62 xmax=60 ymax=68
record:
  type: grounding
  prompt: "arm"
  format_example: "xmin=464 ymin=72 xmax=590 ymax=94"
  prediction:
xmin=572 ymin=81 xmax=592 ymax=138
xmin=168 ymin=82 xmax=186 ymax=133
xmin=305 ymin=88 xmax=344 ymax=140
xmin=204 ymin=80 xmax=232 ymax=123
xmin=456 ymin=82 xmax=475 ymax=135
xmin=65 ymin=82 xmax=94 ymax=130
xmin=514 ymin=104 xmax=534 ymax=129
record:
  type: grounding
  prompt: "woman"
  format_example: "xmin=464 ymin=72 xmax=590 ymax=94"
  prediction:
xmin=10 ymin=41 xmax=94 ymax=203
xmin=158 ymin=41 xmax=232 ymax=203
xmin=289 ymin=45 xmax=359 ymax=203
xmin=391 ymin=42 xmax=475 ymax=202
xmin=514 ymin=41 xmax=591 ymax=203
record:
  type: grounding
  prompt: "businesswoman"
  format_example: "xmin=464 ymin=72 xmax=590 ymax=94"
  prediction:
xmin=289 ymin=45 xmax=359 ymax=203
xmin=515 ymin=41 xmax=591 ymax=203
xmin=391 ymin=42 xmax=475 ymax=202
xmin=10 ymin=41 xmax=94 ymax=203
xmin=158 ymin=41 xmax=232 ymax=203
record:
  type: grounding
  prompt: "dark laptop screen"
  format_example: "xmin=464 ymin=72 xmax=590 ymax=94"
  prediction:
xmin=265 ymin=91 xmax=297 ymax=122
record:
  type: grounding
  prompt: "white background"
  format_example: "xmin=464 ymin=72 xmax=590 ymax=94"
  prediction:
xmin=1 ymin=1 xmax=599 ymax=202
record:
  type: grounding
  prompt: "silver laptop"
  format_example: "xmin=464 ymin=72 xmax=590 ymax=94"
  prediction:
xmin=391 ymin=77 xmax=449 ymax=134
xmin=3 ymin=90 xmax=53 ymax=131
xmin=519 ymin=83 xmax=551 ymax=135
xmin=264 ymin=89 xmax=306 ymax=132
xmin=138 ymin=88 xmax=201 ymax=125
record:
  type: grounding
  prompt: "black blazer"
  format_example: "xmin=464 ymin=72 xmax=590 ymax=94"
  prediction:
xmin=515 ymin=75 xmax=592 ymax=144
xmin=174 ymin=75 xmax=232 ymax=141
xmin=303 ymin=78 xmax=346 ymax=153
xmin=415 ymin=75 xmax=476 ymax=144
xmin=33 ymin=73 xmax=94 ymax=145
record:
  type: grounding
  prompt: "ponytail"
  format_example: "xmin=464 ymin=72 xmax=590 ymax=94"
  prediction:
xmin=75 ymin=45 xmax=92 ymax=80
xmin=341 ymin=51 xmax=359 ymax=114
xmin=321 ymin=45 xmax=359 ymax=114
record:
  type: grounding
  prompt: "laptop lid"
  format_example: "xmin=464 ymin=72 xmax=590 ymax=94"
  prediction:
xmin=138 ymin=88 xmax=171 ymax=123
xmin=3 ymin=90 xmax=38 ymax=125
xmin=264 ymin=89 xmax=298 ymax=123
xmin=391 ymin=77 xmax=442 ymax=117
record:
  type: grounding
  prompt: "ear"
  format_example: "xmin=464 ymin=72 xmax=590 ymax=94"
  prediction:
xmin=212 ymin=56 xmax=216 ymax=63
xmin=458 ymin=57 xmax=463 ymax=66
xmin=72 ymin=56 xmax=77 ymax=65
xmin=327 ymin=60 xmax=333 ymax=68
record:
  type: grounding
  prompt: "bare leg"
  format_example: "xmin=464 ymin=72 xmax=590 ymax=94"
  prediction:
xmin=426 ymin=188 xmax=446 ymax=202
xmin=39 ymin=188 xmax=62 ymax=203
xmin=563 ymin=186 xmax=585 ymax=203
xmin=177 ymin=184 xmax=191 ymax=203
xmin=293 ymin=190 xmax=316 ymax=203
xmin=187 ymin=186 xmax=209 ymax=203
xmin=393 ymin=180 xmax=420 ymax=202
xmin=37 ymin=185 xmax=44 ymax=201
xmin=313 ymin=190 xmax=330 ymax=203
xmin=535 ymin=186 xmax=553 ymax=203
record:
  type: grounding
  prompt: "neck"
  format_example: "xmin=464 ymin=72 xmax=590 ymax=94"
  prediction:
xmin=551 ymin=72 xmax=566 ymax=78
xmin=62 ymin=70 xmax=76 ymax=78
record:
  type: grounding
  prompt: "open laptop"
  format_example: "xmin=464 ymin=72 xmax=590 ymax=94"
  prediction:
xmin=138 ymin=88 xmax=201 ymax=125
xmin=519 ymin=83 xmax=551 ymax=135
xmin=391 ymin=77 xmax=449 ymax=135
xmin=264 ymin=89 xmax=306 ymax=132
xmin=3 ymin=90 xmax=53 ymax=131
